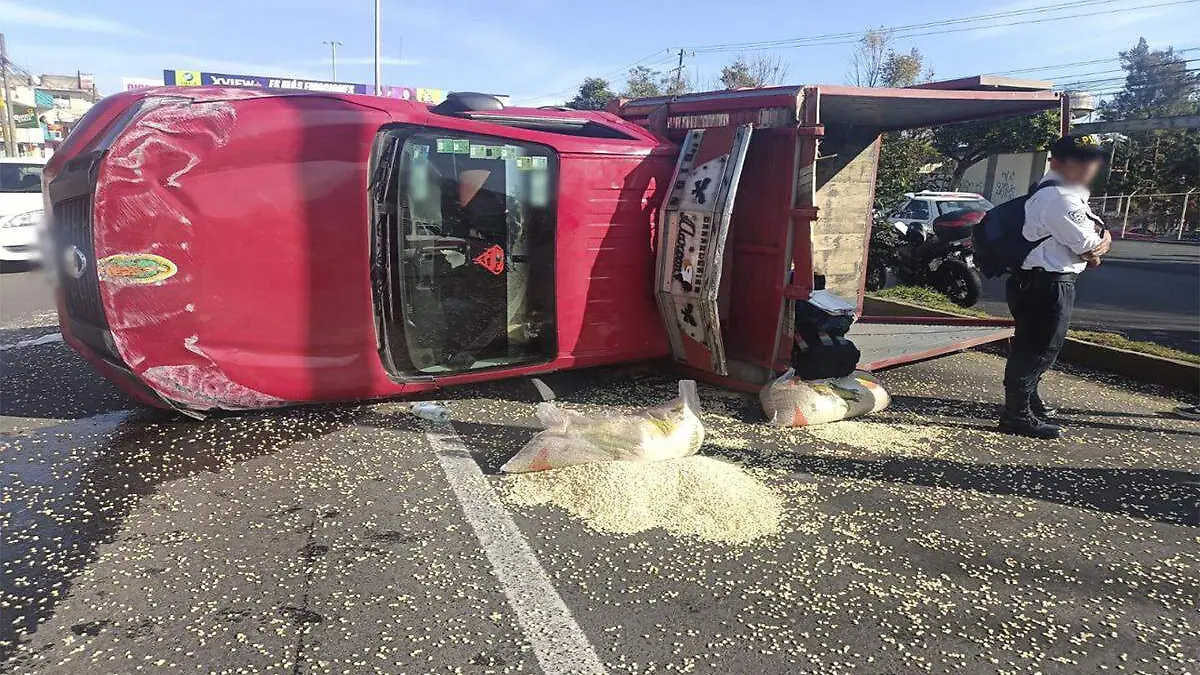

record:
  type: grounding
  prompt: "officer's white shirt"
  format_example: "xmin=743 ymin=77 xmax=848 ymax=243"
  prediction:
xmin=1022 ymin=170 xmax=1104 ymax=273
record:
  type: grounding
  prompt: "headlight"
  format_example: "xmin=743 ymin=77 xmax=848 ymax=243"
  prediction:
xmin=0 ymin=210 xmax=43 ymax=229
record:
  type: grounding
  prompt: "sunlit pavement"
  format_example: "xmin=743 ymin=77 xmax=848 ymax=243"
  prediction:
xmin=976 ymin=239 xmax=1200 ymax=353
xmin=1 ymin=281 xmax=1197 ymax=674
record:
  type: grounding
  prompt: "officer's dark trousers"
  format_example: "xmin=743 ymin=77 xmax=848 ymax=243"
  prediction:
xmin=1003 ymin=269 xmax=1077 ymax=419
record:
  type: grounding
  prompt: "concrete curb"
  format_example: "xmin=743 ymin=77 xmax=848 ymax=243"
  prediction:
xmin=863 ymin=296 xmax=1199 ymax=395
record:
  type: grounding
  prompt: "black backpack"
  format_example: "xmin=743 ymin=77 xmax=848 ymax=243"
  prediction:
xmin=972 ymin=180 xmax=1058 ymax=278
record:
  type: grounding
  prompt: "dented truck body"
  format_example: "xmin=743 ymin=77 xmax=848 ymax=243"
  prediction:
xmin=46 ymin=87 xmax=674 ymax=412
xmin=47 ymin=82 xmax=1062 ymax=413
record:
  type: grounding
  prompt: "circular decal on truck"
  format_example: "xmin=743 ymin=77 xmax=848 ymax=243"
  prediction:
xmin=97 ymin=253 xmax=178 ymax=284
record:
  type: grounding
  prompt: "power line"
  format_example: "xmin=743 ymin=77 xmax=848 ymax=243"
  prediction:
xmin=1056 ymin=66 xmax=1200 ymax=88
xmin=988 ymin=46 xmax=1199 ymax=76
xmin=530 ymin=49 xmax=674 ymax=102
xmin=691 ymin=0 xmax=1197 ymax=53
xmin=1052 ymin=59 xmax=1200 ymax=87
xmin=692 ymin=0 xmax=1128 ymax=52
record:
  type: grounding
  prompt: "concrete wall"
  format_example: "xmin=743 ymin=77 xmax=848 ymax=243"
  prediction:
xmin=812 ymin=128 xmax=880 ymax=300
xmin=959 ymin=151 xmax=1049 ymax=202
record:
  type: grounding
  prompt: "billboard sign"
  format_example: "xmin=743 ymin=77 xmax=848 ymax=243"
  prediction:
xmin=163 ymin=70 xmax=454 ymax=104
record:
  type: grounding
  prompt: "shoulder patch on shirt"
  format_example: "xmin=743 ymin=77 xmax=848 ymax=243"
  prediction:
xmin=1067 ymin=208 xmax=1088 ymax=224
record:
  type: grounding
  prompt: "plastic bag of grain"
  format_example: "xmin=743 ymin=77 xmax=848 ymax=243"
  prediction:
xmin=501 ymin=380 xmax=705 ymax=473
xmin=759 ymin=368 xmax=890 ymax=427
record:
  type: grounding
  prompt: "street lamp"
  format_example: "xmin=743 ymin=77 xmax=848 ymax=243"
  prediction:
xmin=322 ymin=41 xmax=342 ymax=81
xmin=374 ymin=0 xmax=382 ymax=95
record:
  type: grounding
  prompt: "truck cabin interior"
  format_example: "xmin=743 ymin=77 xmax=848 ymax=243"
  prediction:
xmin=614 ymin=81 xmax=1064 ymax=389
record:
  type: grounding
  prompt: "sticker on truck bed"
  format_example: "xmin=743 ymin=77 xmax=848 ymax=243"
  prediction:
xmin=97 ymin=253 xmax=178 ymax=284
xmin=655 ymin=125 xmax=754 ymax=376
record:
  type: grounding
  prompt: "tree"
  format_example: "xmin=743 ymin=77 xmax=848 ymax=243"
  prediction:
xmin=848 ymin=29 xmax=891 ymax=88
xmin=848 ymin=29 xmax=933 ymax=89
xmin=1097 ymin=38 xmax=1199 ymax=196
xmin=1100 ymin=38 xmax=1199 ymax=120
xmin=622 ymin=65 xmax=665 ymax=99
xmin=719 ymin=54 xmax=788 ymax=89
xmin=848 ymin=35 xmax=939 ymax=209
xmin=881 ymin=48 xmax=929 ymax=88
xmin=933 ymin=112 xmax=1061 ymax=187
xmin=663 ymin=67 xmax=694 ymax=96
xmin=565 ymin=77 xmax=617 ymax=111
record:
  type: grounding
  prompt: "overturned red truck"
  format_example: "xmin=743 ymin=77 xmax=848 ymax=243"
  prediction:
xmin=43 ymin=80 xmax=1065 ymax=413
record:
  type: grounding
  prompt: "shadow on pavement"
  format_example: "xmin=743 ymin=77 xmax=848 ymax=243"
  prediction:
xmin=0 ymin=326 xmax=132 ymax=420
xmin=0 ymin=406 xmax=362 ymax=664
xmin=714 ymin=445 xmax=1200 ymax=527
xmin=891 ymin=394 xmax=1200 ymax=438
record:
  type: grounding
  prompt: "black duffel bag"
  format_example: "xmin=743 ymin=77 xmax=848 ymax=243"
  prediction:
xmin=792 ymin=331 xmax=860 ymax=380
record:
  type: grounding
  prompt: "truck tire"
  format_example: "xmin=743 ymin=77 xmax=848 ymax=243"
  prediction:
xmin=937 ymin=260 xmax=983 ymax=307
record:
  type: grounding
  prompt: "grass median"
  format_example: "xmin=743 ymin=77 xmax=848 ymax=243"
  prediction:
xmin=869 ymin=285 xmax=1200 ymax=365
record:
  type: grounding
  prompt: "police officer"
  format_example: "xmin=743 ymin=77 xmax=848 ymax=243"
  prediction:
xmin=1001 ymin=134 xmax=1112 ymax=439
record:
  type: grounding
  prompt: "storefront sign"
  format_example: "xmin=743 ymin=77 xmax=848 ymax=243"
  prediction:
xmin=122 ymin=77 xmax=162 ymax=91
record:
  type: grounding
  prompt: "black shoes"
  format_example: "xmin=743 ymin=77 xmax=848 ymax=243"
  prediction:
xmin=998 ymin=416 xmax=1062 ymax=439
xmin=1030 ymin=396 xmax=1059 ymax=419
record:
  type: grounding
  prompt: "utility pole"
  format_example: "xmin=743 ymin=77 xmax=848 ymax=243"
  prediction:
xmin=0 ymin=33 xmax=18 ymax=157
xmin=668 ymin=48 xmax=693 ymax=94
xmin=322 ymin=40 xmax=342 ymax=81
xmin=373 ymin=0 xmax=382 ymax=95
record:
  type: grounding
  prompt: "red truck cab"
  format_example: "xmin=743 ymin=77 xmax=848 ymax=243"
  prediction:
xmin=48 ymin=81 xmax=1064 ymax=413
xmin=44 ymin=88 xmax=676 ymax=412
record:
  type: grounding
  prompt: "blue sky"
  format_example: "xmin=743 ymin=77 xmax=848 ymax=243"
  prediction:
xmin=2 ymin=0 xmax=1196 ymax=105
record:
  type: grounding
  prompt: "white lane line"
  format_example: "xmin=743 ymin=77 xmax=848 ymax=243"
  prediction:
xmin=0 ymin=332 xmax=62 ymax=352
xmin=425 ymin=424 xmax=607 ymax=675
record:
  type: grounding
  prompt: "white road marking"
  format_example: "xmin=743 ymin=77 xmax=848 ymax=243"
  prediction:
xmin=0 ymin=332 xmax=62 ymax=352
xmin=424 ymin=423 xmax=607 ymax=675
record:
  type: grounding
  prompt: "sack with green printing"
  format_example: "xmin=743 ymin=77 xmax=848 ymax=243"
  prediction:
xmin=759 ymin=368 xmax=890 ymax=427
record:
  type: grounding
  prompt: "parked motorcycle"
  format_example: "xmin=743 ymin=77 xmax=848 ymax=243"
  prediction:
xmin=865 ymin=208 xmax=986 ymax=307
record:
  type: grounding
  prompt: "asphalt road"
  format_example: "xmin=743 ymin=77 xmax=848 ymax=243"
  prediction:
xmin=976 ymin=240 xmax=1200 ymax=353
xmin=1 ymin=273 xmax=1198 ymax=674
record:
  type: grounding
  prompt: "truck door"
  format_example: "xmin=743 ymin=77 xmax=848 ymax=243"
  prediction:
xmin=655 ymin=125 xmax=753 ymax=376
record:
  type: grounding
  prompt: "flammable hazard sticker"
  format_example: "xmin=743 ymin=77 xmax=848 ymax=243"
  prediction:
xmin=472 ymin=245 xmax=505 ymax=275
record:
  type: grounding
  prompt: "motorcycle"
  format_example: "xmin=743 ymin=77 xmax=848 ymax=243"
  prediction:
xmin=865 ymin=208 xmax=986 ymax=307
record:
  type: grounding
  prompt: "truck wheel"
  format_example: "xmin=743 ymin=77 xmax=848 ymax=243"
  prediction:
xmin=937 ymin=260 xmax=983 ymax=307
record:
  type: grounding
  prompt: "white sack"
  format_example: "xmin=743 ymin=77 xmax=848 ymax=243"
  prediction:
xmin=502 ymin=380 xmax=705 ymax=473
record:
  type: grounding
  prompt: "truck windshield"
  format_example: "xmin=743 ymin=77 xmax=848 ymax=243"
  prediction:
xmin=392 ymin=132 xmax=557 ymax=374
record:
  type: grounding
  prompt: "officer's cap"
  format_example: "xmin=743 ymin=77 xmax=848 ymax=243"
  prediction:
xmin=1049 ymin=134 xmax=1107 ymax=161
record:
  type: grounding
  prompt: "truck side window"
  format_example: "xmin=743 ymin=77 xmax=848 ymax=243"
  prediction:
xmin=392 ymin=132 xmax=557 ymax=374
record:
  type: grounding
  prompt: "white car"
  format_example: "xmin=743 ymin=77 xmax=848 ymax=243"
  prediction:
xmin=889 ymin=190 xmax=994 ymax=237
xmin=0 ymin=156 xmax=47 ymax=264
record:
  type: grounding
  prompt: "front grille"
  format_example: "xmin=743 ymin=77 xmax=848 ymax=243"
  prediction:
xmin=54 ymin=195 xmax=107 ymax=329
